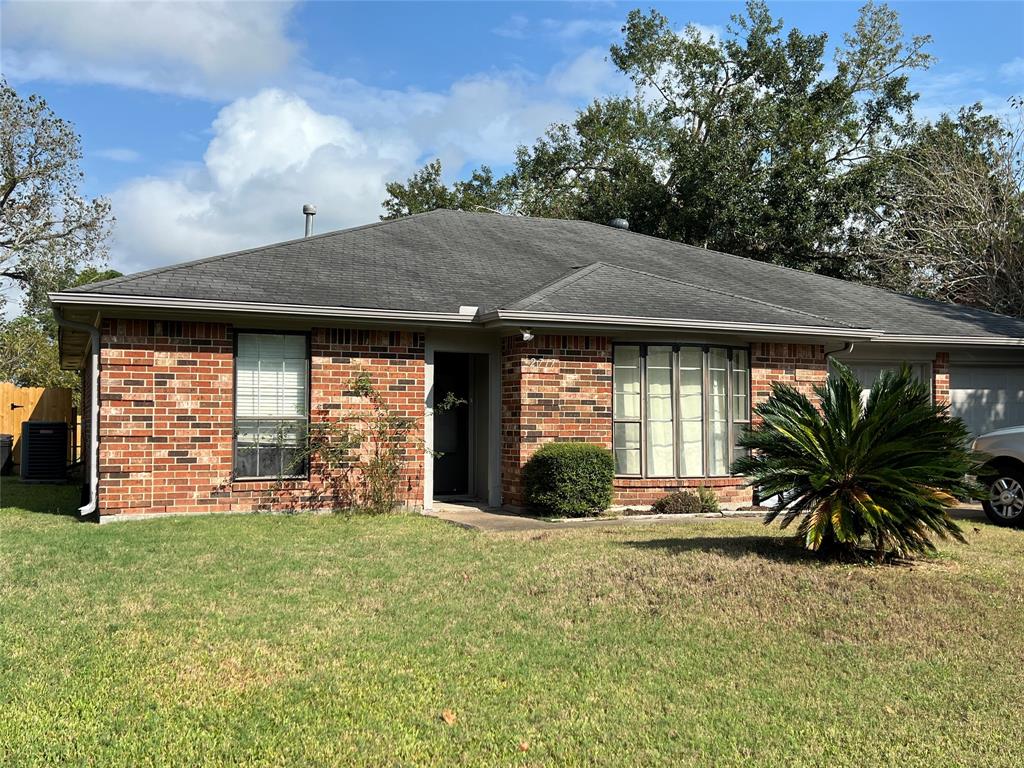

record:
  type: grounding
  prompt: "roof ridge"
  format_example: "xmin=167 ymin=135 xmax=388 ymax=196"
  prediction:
xmin=601 ymin=263 xmax=856 ymax=326
xmin=560 ymin=214 xmax=1019 ymax=321
xmin=519 ymin=261 xmax=859 ymax=328
xmin=72 ymin=209 xmax=454 ymax=293
xmin=503 ymin=262 xmax=606 ymax=310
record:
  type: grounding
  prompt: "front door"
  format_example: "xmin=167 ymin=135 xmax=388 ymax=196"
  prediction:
xmin=433 ymin=352 xmax=471 ymax=496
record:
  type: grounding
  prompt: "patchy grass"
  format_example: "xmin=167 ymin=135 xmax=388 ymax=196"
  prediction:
xmin=2 ymin=480 xmax=1023 ymax=766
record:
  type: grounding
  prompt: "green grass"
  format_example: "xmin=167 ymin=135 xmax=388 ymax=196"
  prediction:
xmin=2 ymin=479 xmax=1023 ymax=767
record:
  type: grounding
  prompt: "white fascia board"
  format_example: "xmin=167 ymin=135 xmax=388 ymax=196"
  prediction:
xmin=871 ymin=334 xmax=1024 ymax=347
xmin=48 ymin=292 xmax=477 ymax=325
xmin=481 ymin=310 xmax=881 ymax=339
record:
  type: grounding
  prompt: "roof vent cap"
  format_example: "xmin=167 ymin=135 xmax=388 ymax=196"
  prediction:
xmin=303 ymin=204 xmax=317 ymax=237
xmin=608 ymin=217 xmax=629 ymax=230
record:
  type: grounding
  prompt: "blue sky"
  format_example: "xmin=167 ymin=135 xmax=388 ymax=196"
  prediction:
xmin=2 ymin=1 xmax=1022 ymax=277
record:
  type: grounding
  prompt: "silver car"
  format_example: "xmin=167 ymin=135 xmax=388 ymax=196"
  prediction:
xmin=973 ymin=425 xmax=1024 ymax=526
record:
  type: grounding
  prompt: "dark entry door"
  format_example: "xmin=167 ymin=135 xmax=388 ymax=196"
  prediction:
xmin=433 ymin=353 xmax=471 ymax=496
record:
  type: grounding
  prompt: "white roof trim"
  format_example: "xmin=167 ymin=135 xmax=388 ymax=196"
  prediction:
xmin=871 ymin=334 xmax=1024 ymax=346
xmin=49 ymin=293 xmax=1024 ymax=346
xmin=482 ymin=310 xmax=881 ymax=339
xmin=48 ymin=292 xmax=476 ymax=324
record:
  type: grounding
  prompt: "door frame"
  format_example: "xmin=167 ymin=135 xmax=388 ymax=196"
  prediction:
xmin=424 ymin=333 xmax=501 ymax=510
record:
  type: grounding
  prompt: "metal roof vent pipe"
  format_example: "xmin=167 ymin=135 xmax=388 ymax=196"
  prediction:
xmin=303 ymin=204 xmax=317 ymax=237
xmin=608 ymin=217 xmax=629 ymax=230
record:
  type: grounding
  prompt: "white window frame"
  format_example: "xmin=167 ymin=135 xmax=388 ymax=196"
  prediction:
xmin=233 ymin=331 xmax=311 ymax=481
xmin=612 ymin=343 xmax=751 ymax=479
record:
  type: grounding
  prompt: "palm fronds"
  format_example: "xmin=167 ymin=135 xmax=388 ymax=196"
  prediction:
xmin=733 ymin=362 xmax=980 ymax=560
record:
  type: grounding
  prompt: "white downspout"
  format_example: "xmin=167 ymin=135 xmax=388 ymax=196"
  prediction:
xmin=54 ymin=309 xmax=100 ymax=518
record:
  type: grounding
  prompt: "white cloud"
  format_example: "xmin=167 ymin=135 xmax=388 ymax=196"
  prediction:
xmin=913 ymin=68 xmax=1016 ymax=122
xmin=95 ymin=148 xmax=141 ymax=163
xmin=106 ymin=63 xmax=614 ymax=273
xmin=5 ymin=3 xmax=631 ymax=274
xmin=1000 ymin=57 xmax=1024 ymax=81
xmin=493 ymin=15 xmax=529 ymax=40
xmin=546 ymin=48 xmax=623 ymax=98
xmin=541 ymin=18 xmax=623 ymax=40
xmin=2 ymin=0 xmax=298 ymax=98
xmin=109 ymin=89 xmax=407 ymax=272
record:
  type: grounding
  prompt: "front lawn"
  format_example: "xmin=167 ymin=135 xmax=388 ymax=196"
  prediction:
xmin=2 ymin=481 xmax=1022 ymax=766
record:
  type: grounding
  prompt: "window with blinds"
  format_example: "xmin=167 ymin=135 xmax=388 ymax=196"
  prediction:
xmin=234 ymin=332 xmax=309 ymax=479
xmin=612 ymin=344 xmax=751 ymax=478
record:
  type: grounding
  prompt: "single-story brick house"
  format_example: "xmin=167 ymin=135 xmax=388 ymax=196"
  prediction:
xmin=52 ymin=209 xmax=1024 ymax=519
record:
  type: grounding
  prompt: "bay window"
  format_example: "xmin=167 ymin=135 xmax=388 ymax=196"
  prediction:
xmin=234 ymin=332 xmax=309 ymax=479
xmin=612 ymin=344 xmax=750 ymax=478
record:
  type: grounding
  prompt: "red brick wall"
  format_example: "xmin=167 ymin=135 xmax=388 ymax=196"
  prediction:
xmin=932 ymin=351 xmax=950 ymax=406
xmin=96 ymin=320 xmax=424 ymax=516
xmin=501 ymin=335 xmax=613 ymax=506
xmin=751 ymin=342 xmax=829 ymax=410
xmin=501 ymin=338 xmax=834 ymax=509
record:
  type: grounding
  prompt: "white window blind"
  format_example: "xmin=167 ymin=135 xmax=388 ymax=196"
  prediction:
xmin=612 ymin=345 xmax=750 ymax=479
xmin=234 ymin=333 xmax=309 ymax=479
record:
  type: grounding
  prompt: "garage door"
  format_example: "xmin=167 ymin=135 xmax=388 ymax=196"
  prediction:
xmin=950 ymin=366 xmax=1024 ymax=436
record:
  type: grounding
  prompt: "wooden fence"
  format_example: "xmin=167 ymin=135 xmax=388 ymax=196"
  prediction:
xmin=0 ymin=383 xmax=78 ymax=467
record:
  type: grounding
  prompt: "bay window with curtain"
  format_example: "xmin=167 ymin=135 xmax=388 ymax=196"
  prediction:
xmin=234 ymin=332 xmax=310 ymax=480
xmin=612 ymin=344 xmax=751 ymax=478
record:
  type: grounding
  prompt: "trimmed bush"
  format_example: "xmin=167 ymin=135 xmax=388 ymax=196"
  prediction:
xmin=522 ymin=442 xmax=614 ymax=517
xmin=651 ymin=487 xmax=720 ymax=515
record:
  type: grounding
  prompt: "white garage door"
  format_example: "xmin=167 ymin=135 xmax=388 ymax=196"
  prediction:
xmin=950 ymin=366 xmax=1024 ymax=436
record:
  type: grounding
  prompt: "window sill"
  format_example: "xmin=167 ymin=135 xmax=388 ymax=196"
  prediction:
xmin=613 ymin=476 xmax=746 ymax=486
xmin=232 ymin=475 xmax=309 ymax=485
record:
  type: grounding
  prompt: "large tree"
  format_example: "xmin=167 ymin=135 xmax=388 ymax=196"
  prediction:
xmin=1 ymin=80 xmax=112 ymax=315
xmin=510 ymin=1 xmax=931 ymax=276
xmin=380 ymin=160 xmax=509 ymax=219
xmin=853 ymin=101 xmax=1024 ymax=317
xmin=0 ymin=265 xmax=121 ymax=394
xmin=382 ymin=2 xmax=932 ymax=279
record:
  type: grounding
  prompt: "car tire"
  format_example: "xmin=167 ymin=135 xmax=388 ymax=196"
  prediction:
xmin=982 ymin=466 xmax=1024 ymax=527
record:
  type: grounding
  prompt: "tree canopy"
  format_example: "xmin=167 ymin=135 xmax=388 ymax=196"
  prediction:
xmin=853 ymin=102 xmax=1024 ymax=316
xmin=1 ymin=80 xmax=116 ymax=393
xmin=383 ymin=1 xmax=937 ymax=279
xmin=1 ymin=80 xmax=113 ymax=316
xmin=380 ymin=160 xmax=508 ymax=220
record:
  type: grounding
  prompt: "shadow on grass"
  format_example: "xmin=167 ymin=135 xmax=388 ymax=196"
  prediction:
xmin=624 ymin=534 xmax=824 ymax=564
xmin=0 ymin=478 xmax=81 ymax=517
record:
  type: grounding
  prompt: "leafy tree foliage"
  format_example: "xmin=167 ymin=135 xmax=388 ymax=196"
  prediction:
xmin=734 ymin=363 xmax=978 ymax=560
xmin=1 ymin=80 xmax=113 ymax=315
xmin=380 ymin=159 xmax=509 ymax=219
xmin=0 ymin=315 xmax=78 ymax=391
xmin=853 ymin=101 xmax=1024 ymax=317
xmin=511 ymin=1 xmax=930 ymax=275
xmin=0 ymin=266 xmax=121 ymax=397
xmin=24 ymin=265 xmax=122 ymax=335
xmin=382 ymin=2 xmax=932 ymax=280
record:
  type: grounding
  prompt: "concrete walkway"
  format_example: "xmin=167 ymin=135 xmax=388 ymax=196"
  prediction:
xmin=426 ymin=500 xmax=761 ymax=533
xmin=426 ymin=500 xmax=989 ymax=533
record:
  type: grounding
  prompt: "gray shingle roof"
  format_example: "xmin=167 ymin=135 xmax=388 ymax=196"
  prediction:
xmin=504 ymin=262 xmax=857 ymax=329
xmin=68 ymin=209 xmax=1024 ymax=339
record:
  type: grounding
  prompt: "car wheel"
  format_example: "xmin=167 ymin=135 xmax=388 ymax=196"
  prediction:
xmin=982 ymin=468 xmax=1024 ymax=526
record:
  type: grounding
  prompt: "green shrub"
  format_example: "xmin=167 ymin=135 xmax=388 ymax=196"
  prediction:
xmin=734 ymin=362 xmax=980 ymax=560
xmin=697 ymin=485 xmax=721 ymax=515
xmin=651 ymin=491 xmax=702 ymax=515
xmin=651 ymin=487 xmax=721 ymax=515
xmin=522 ymin=442 xmax=614 ymax=517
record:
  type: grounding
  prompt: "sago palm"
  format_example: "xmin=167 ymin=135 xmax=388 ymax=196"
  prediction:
xmin=733 ymin=362 xmax=979 ymax=560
